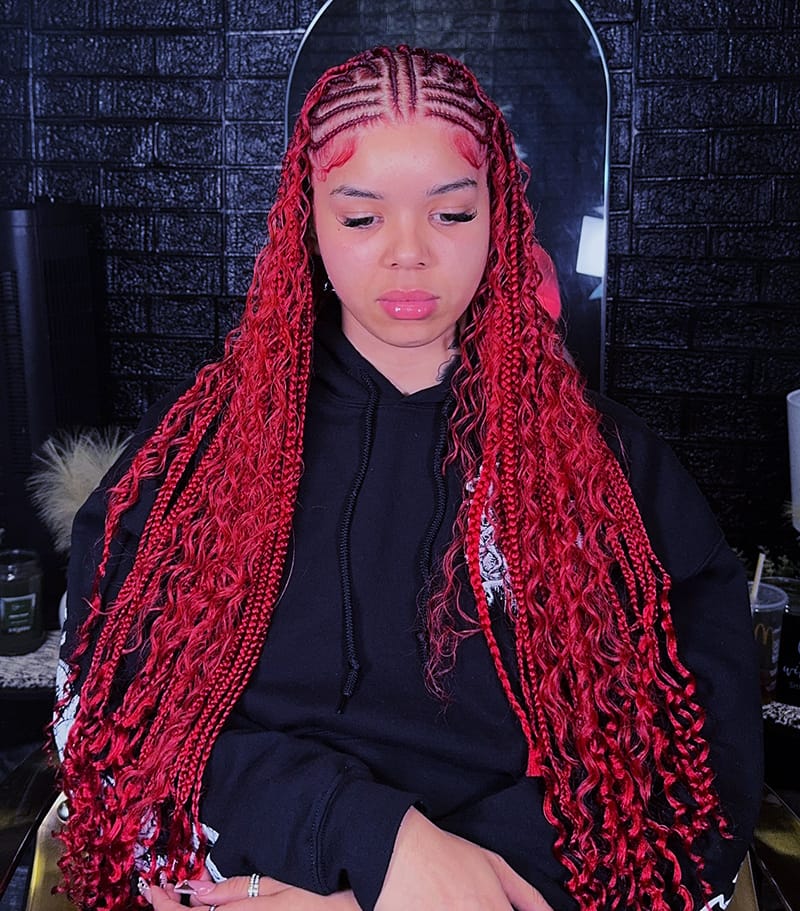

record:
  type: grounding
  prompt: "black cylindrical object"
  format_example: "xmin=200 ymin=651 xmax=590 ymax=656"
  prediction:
xmin=766 ymin=576 xmax=800 ymax=706
xmin=776 ymin=589 xmax=800 ymax=707
xmin=0 ymin=200 xmax=102 ymax=627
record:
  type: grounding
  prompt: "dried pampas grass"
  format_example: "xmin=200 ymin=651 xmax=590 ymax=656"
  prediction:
xmin=27 ymin=428 xmax=130 ymax=553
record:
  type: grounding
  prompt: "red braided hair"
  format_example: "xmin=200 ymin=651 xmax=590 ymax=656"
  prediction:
xmin=57 ymin=46 xmax=724 ymax=910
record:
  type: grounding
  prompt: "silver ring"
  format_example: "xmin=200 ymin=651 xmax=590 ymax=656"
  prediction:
xmin=209 ymin=906 xmax=217 ymax=911
xmin=247 ymin=873 xmax=260 ymax=899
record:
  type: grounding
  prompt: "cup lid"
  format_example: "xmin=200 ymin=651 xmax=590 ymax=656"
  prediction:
xmin=749 ymin=581 xmax=789 ymax=609
xmin=763 ymin=577 xmax=800 ymax=615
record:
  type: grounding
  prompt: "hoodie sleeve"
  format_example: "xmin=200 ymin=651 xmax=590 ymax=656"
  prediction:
xmin=201 ymin=724 xmax=420 ymax=911
xmin=54 ymin=382 xmax=420 ymax=911
xmin=55 ymin=420 xmax=161 ymax=760
xmin=56 ymin=383 xmax=194 ymax=757
xmin=59 ymin=474 xmax=418 ymax=911
xmin=668 ymin=536 xmax=763 ymax=906
xmin=597 ymin=395 xmax=763 ymax=905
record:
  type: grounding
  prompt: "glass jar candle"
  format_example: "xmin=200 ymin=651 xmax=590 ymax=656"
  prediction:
xmin=0 ymin=549 xmax=45 ymax=656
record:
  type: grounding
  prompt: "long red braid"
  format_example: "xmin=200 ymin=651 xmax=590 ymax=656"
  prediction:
xmin=58 ymin=46 xmax=724 ymax=910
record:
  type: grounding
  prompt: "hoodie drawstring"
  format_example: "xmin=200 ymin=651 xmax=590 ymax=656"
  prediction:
xmin=336 ymin=371 xmax=379 ymax=712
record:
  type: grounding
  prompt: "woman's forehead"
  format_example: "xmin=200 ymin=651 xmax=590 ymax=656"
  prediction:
xmin=309 ymin=117 xmax=488 ymax=183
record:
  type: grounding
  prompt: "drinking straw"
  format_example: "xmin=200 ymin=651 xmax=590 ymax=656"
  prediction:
xmin=750 ymin=551 xmax=766 ymax=604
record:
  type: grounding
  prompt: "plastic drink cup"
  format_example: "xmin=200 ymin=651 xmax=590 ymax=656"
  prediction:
xmin=750 ymin=581 xmax=788 ymax=703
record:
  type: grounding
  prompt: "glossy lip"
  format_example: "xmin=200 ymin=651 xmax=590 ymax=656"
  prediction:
xmin=378 ymin=289 xmax=438 ymax=302
xmin=377 ymin=290 xmax=438 ymax=320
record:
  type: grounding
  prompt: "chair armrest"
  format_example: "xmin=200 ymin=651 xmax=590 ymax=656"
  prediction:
xmin=752 ymin=783 xmax=800 ymax=910
xmin=0 ymin=747 xmax=58 ymax=897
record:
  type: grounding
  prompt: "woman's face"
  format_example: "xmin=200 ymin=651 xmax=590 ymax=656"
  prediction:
xmin=311 ymin=119 xmax=490 ymax=378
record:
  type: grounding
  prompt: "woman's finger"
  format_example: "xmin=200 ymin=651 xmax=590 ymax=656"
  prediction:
xmin=179 ymin=875 xmax=293 ymax=906
xmin=148 ymin=882 xmax=187 ymax=910
xmin=484 ymin=852 xmax=554 ymax=911
xmin=253 ymin=889 xmax=357 ymax=910
xmin=162 ymin=880 xmax=357 ymax=911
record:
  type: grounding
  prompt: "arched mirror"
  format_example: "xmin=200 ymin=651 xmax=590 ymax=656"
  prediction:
xmin=286 ymin=0 xmax=609 ymax=389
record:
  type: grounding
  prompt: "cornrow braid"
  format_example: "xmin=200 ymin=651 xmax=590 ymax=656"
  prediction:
xmin=307 ymin=46 xmax=491 ymax=164
xmin=58 ymin=45 xmax=726 ymax=911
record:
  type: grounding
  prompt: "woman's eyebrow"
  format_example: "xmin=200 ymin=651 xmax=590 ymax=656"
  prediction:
xmin=330 ymin=185 xmax=382 ymax=199
xmin=428 ymin=178 xmax=478 ymax=197
xmin=329 ymin=178 xmax=478 ymax=200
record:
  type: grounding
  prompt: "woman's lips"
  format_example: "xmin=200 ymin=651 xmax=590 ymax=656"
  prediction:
xmin=378 ymin=290 xmax=438 ymax=320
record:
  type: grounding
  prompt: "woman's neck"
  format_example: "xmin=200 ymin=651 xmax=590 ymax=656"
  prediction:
xmin=340 ymin=318 xmax=458 ymax=395
xmin=347 ymin=339 xmax=456 ymax=395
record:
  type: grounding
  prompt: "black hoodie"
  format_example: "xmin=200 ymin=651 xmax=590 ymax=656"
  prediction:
xmin=60 ymin=317 xmax=762 ymax=910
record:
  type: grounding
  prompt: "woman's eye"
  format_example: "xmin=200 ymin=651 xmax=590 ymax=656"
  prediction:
xmin=436 ymin=210 xmax=478 ymax=224
xmin=340 ymin=215 xmax=376 ymax=228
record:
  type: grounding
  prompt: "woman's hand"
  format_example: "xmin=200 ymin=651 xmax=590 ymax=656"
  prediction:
xmin=144 ymin=807 xmax=552 ymax=911
xmin=375 ymin=808 xmax=553 ymax=911
xmin=147 ymin=877 xmax=359 ymax=910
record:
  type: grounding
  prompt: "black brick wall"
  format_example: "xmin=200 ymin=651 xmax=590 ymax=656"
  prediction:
xmin=1 ymin=0 xmax=798 ymax=559
xmin=585 ymin=0 xmax=800 ymax=560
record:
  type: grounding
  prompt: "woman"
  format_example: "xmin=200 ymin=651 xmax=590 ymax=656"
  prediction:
xmin=55 ymin=45 xmax=762 ymax=911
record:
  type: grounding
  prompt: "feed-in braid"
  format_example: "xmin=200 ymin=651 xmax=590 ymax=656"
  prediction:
xmin=58 ymin=45 xmax=725 ymax=911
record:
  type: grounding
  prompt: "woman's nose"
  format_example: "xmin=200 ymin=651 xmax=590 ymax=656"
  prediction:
xmin=384 ymin=217 xmax=429 ymax=268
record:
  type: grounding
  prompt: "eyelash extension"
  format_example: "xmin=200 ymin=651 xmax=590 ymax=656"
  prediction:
xmin=440 ymin=210 xmax=477 ymax=223
xmin=340 ymin=211 xmax=477 ymax=229
xmin=341 ymin=216 xmax=375 ymax=228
